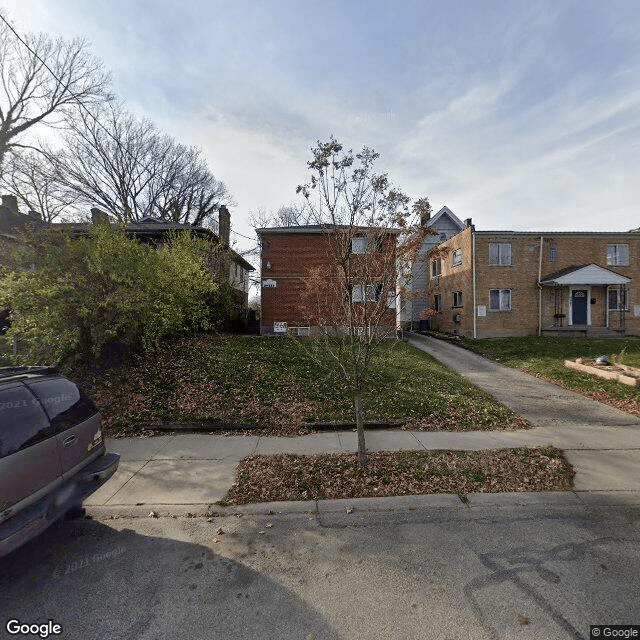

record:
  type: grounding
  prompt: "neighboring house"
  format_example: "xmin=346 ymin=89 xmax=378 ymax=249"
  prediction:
xmin=0 ymin=196 xmax=254 ymax=328
xmin=404 ymin=206 xmax=467 ymax=329
xmin=257 ymin=225 xmax=399 ymax=336
xmin=426 ymin=226 xmax=640 ymax=338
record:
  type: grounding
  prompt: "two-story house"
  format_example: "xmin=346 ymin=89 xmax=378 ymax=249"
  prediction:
xmin=257 ymin=225 xmax=399 ymax=336
xmin=426 ymin=226 xmax=640 ymax=338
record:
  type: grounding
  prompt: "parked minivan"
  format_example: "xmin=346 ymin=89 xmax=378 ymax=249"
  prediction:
xmin=0 ymin=366 xmax=119 ymax=556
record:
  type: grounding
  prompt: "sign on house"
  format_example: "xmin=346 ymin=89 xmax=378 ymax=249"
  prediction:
xmin=262 ymin=279 xmax=277 ymax=288
xmin=274 ymin=322 xmax=287 ymax=333
xmin=477 ymin=305 xmax=486 ymax=317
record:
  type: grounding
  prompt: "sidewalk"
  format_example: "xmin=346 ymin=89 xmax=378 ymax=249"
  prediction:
xmin=86 ymin=334 xmax=640 ymax=514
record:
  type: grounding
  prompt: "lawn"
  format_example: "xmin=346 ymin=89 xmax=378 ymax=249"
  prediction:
xmin=462 ymin=336 xmax=640 ymax=415
xmin=223 ymin=447 xmax=573 ymax=504
xmin=62 ymin=333 xmax=528 ymax=437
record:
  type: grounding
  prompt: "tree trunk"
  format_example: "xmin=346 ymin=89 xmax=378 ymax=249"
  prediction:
xmin=354 ymin=391 xmax=367 ymax=468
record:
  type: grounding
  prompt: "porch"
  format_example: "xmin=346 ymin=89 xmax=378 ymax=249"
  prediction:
xmin=539 ymin=263 xmax=631 ymax=337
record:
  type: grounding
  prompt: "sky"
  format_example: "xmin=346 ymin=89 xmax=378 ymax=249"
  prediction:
xmin=3 ymin=0 xmax=640 ymax=255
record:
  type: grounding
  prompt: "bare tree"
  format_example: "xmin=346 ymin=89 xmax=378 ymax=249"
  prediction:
xmin=0 ymin=17 xmax=111 ymax=169
xmin=296 ymin=137 xmax=431 ymax=467
xmin=45 ymin=101 xmax=231 ymax=225
xmin=0 ymin=151 xmax=77 ymax=221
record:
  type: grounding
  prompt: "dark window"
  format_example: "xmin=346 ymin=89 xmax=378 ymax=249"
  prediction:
xmin=489 ymin=289 xmax=511 ymax=310
xmin=452 ymin=291 xmax=463 ymax=307
xmin=431 ymin=258 xmax=442 ymax=278
xmin=607 ymin=244 xmax=629 ymax=266
xmin=434 ymin=294 xmax=442 ymax=312
xmin=0 ymin=383 xmax=52 ymax=457
xmin=608 ymin=288 xmax=628 ymax=311
xmin=26 ymin=378 xmax=97 ymax=433
xmin=549 ymin=243 xmax=557 ymax=262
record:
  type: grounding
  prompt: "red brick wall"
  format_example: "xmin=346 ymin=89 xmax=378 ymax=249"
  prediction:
xmin=259 ymin=230 xmax=397 ymax=334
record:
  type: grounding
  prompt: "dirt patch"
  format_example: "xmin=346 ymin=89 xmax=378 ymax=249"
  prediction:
xmin=223 ymin=447 xmax=573 ymax=505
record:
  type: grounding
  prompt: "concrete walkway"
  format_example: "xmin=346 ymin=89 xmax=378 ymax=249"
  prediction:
xmin=86 ymin=334 xmax=640 ymax=514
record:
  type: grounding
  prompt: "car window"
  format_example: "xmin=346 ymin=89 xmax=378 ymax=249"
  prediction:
xmin=26 ymin=378 xmax=98 ymax=432
xmin=0 ymin=383 xmax=52 ymax=457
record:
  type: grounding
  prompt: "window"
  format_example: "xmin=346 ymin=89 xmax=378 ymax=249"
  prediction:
xmin=489 ymin=243 xmax=512 ymax=265
xmin=351 ymin=236 xmax=382 ymax=254
xmin=451 ymin=248 xmax=463 ymax=266
xmin=387 ymin=292 xmax=397 ymax=309
xmin=549 ymin=243 xmax=557 ymax=262
xmin=351 ymin=284 xmax=382 ymax=302
xmin=489 ymin=289 xmax=511 ymax=311
xmin=431 ymin=258 xmax=442 ymax=278
xmin=434 ymin=294 xmax=442 ymax=312
xmin=607 ymin=244 xmax=629 ymax=266
xmin=452 ymin=291 xmax=463 ymax=307
xmin=608 ymin=288 xmax=628 ymax=311
xmin=27 ymin=378 xmax=98 ymax=432
xmin=0 ymin=384 xmax=52 ymax=457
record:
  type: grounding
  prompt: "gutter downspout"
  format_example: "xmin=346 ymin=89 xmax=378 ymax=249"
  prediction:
xmin=537 ymin=236 xmax=543 ymax=336
xmin=472 ymin=228 xmax=477 ymax=339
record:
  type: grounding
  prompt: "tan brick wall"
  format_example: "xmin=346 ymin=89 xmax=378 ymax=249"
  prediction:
xmin=259 ymin=230 xmax=396 ymax=334
xmin=427 ymin=230 xmax=640 ymax=338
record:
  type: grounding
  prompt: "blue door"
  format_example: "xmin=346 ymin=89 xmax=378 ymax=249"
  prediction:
xmin=571 ymin=290 xmax=588 ymax=325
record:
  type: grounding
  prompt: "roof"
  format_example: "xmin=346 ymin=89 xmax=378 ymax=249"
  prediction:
xmin=426 ymin=206 xmax=465 ymax=231
xmin=256 ymin=224 xmax=401 ymax=235
xmin=53 ymin=220 xmax=254 ymax=271
xmin=540 ymin=263 xmax=631 ymax=286
xmin=475 ymin=230 xmax=640 ymax=237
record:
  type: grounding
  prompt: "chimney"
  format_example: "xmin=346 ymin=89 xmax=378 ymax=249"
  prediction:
xmin=1 ymin=195 xmax=18 ymax=213
xmin=91 ymin=207 xmax=111 ymax=225
xmin=218 ymin=205 xmax=230 ymax=246
xmin=465 ymin=218 xmax=472 ymax=227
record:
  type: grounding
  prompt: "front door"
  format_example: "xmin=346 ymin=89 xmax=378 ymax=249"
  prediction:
xmin=571 ymin=289 xmax=588 ymax=325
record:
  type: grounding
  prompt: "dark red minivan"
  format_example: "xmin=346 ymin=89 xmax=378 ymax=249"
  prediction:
xmin=0 ymin=366 xmax=119 ymax=556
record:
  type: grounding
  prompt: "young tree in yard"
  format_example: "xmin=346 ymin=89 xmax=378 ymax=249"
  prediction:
xmin=296 ymin=137 xmax=432 ymax=467
xmin=0 ymin=17 xmax=111 ymax=170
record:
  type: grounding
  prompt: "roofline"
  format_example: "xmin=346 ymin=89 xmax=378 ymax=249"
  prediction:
xmin=473 ymin=230 xmax=640 ymax=236
xmin=256 ymin=224 xmax=401 ymax=235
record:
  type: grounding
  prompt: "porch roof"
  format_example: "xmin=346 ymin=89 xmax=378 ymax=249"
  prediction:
xmin=540 ymin=263 xmax=631 ymax=286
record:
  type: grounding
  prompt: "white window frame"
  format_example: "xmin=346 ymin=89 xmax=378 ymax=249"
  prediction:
xmin=351 ymin=284 xmax=381 ymax=303
xmin=607 ymin=244 xmax=629 ymax=266
xmin=434 ymin=294 xmax=442 ymax=312
xmin=431 ymin=258 xmax=442 ymax=278
xmin=451 ymin=248 xmax=463 ymax=266
xmin=351 ymin=236 xmax=381 ymax=255
xmin=452 ymin=291 xmax=463 ymax=308
xmin=489 ymin=243 xmax=512 ymax=266
xmin=489 ymin=289 xmax=511 ymax=311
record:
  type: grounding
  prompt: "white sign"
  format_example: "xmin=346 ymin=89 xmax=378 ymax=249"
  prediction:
xmin=634 ymin=305 xmax=640 ymax=318
xmin=262 ymin=279 xmax=277 ymax=288
xmin=274 ymin=322 xmax=287 ymax=333
xmin=477 ymin=305 xmax=486 ymax=317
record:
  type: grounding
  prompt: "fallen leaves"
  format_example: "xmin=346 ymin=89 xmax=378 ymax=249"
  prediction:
xmin=224 ymin=448 xmax=574 ymax=505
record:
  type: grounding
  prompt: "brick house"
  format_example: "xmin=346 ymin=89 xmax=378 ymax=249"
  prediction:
xmin=425 ymin=226 xmax=640 ymax=338
xmin=257 ymin=225 xmax=399 ymax=336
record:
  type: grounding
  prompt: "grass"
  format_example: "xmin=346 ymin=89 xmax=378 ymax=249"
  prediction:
xmin=461 ymin=336 xmax=640 ymax=411
xmin=223 ymin=447 xmax=574 ymax=504
xmin=61 ymin=333 xmax=527 ymax=436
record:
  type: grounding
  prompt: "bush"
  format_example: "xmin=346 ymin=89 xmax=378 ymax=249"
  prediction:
xmin=0 ymin=224 xmax=230 ymax=365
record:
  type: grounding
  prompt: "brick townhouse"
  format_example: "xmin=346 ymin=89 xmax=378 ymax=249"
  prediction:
xmin=257 ymin=225 xmax=399 ymax=336
xmin=425 ymin=226 xmax=640 ymax=338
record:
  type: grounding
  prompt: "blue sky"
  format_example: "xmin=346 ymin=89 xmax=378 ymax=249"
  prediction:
xmin=4 ymin=0 xmax=640 ymax=252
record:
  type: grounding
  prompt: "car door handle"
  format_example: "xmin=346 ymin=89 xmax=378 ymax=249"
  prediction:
xmin=63 ymin=434 xmax=78 ymax=447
